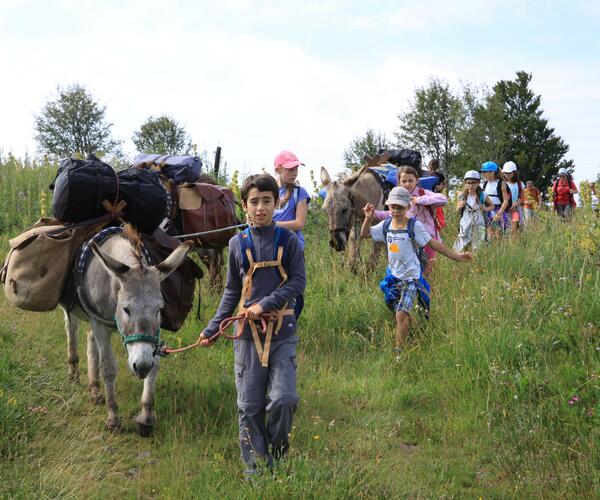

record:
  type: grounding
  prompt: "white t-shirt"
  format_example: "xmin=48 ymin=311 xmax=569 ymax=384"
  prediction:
xmin=484 ymin=180 xmax=501 ymax=206
xmin=591 ymin=193 xmax=599 ymax=210
xmin=371 ymin=219 xmax=431 ymax=280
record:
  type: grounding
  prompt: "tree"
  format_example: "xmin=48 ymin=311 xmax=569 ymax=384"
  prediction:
xmin=492 ymin=71 xmax=570 ymax=191
xmin=396 ymin=78 xmax=465 ymax=177
xmin=343 ymin=129 xmax=392 ymax=172
xmin=132 ymin=115 xmax=192 ymax=155
xmin=34 ymin=84 xmax=119 ymax=158
xmin=455 ymin=86 xmax=509 ymax=173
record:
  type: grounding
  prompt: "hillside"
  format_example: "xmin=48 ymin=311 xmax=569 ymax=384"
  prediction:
xmin=1 ymin=195 xmax=599 ymax=497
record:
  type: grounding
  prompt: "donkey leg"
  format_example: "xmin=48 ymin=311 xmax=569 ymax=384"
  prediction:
xmin=86 ymin=329 xmax=105 ymax=405
xmin=92 ymin=322 xmax=120 ymax=431
xmin=62 ymin=308 xmax=80 ymax=383
xmin=134 ymin=359 xmax=160 ymax=437
xmin=347 ymin=228 xmax=360 ymax=271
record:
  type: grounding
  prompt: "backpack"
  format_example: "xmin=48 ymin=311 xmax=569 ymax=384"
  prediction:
xmin=238 ymin=226 xmax=292 ymax=272
xmin=116 ymin=167 xmax=169 ymax=234
xmin=381 ymin=217 xmax=431 ymax=309
xmin=177 ymin=183 xmax=239 ymax=248
xmin=386 ymin=148 xmax=422 ymax=172
xmin=416 ymin=188 xmax=444 ymax=234
xmin=1 ymin=216 xmax=111 ymax=312
xmin=132 ymin=154 xmax=201 ymax=184
xmin=459 ymin=191 xmax=486 ymax=217
xmin=482 ymin=179 xmax=511 ymax=207
xmin=51 ymin=155 xmax=119 ymax=223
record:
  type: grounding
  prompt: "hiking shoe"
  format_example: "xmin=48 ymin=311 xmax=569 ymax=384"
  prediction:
xmin=394 ymin=346 xmax=403 ymax=362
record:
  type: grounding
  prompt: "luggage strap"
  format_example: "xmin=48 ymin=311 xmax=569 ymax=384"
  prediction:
xmin=237 ymin=246 xmax=294 ymax=367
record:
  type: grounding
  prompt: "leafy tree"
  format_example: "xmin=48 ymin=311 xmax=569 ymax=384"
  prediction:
xmin=132 ymin=115 xmax=192 ymax=155
xmin=34 ymin=84 xmax=119 ymax=158
xmin=396 ymin=78 xmax=465 ymax=177
xmin=455 ymin=86 xmax=508 ymax=173
xmin=493 ymin=71 xmax=570 ymax=191
xmin=343 ymin=129 xmax=392 ymax=172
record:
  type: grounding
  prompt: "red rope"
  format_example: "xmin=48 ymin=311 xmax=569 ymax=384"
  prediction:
xmin=161 ymin=312 xmax=278 ymax=355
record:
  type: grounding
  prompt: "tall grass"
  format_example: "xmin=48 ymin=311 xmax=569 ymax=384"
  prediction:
xmin=0 ymin=161 xmax=599 ymax=497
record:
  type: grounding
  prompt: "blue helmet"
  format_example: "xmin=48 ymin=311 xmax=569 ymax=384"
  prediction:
xmin=480 ymin=161 xmax=498 ymax=172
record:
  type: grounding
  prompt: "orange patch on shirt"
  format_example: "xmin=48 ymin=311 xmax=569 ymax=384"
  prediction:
xmin=389 ymin=243 xmax=400 ymax=253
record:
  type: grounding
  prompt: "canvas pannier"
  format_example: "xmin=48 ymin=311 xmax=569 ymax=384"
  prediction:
xmin=1 ymin=218 xmax=109 ymax=312
xmin=132 ymin=154 xmax=201 ymax=184
xmin=141 ymin=229 xmax=203 ymax=332
xmin=178 ymin=183 xmax=238 ymax=248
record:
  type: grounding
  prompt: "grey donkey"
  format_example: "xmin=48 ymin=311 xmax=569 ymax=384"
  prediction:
xmin=61 ymin=226 xmax=192 ymax=436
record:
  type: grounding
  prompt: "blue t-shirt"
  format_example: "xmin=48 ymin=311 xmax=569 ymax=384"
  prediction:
xmin=273 ymin=186 xmax=311 ymax=250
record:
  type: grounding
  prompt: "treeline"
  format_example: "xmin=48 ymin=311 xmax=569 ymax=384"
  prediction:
xmin=344 ymin=71 xmax=575 ymax=193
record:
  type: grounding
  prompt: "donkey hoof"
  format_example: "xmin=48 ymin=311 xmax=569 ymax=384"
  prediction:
xmin=68 ymin=370 xmax=80 ymax=383
xmin=106 ymin=417 xmax=121 ymax=432
xmin=137 ymin=423 xmax=153 ymax=437
xmin=90 ymin=391 xmax=105 ymax=405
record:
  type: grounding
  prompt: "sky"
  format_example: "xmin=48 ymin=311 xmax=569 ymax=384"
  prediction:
xmin=1 ymin=0 xmax=599 ymax=188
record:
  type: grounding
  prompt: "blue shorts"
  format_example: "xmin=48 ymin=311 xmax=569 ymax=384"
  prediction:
xmin=389 ymin=280 xmax=418 ymax=314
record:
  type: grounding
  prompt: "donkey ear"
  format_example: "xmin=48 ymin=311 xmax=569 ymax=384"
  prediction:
xmin=154 ymin=241 xmax=193 ymax=281
xmin=320 ymin=167 xmax=332 ymax=187
xmin=91 ymin=242 xmax=130 ymax=276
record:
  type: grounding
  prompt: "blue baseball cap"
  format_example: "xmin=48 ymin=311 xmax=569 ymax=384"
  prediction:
xmin=480 ymin=161 xmax=498 ymax=172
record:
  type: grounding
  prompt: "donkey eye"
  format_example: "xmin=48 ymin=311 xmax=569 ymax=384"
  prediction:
xmin=123 ymin=307 xmax=131 ymax=316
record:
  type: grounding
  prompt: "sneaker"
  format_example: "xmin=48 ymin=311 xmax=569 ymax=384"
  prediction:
xmin=394 ymin=346 xmax=403 ymax=362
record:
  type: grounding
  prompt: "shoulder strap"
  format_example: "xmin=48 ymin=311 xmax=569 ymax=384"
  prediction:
xmin=238 ymin=227 xmax=254 ymax=271
xmin=483 ymin=180 xmax=488 ymax=189
xmin=382 ymin=218 xmax=392 ymax=238
xmin=479 ymin=191 xmax=485 ymax=204
xmin=273 ymin=226 xmax=292 ymax=264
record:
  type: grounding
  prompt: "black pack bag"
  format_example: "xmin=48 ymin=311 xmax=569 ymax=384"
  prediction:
xmin=117 ymin=168 xmax=168 ymax=234
xmin=382 ymin=148 xmax=423 ymax=174
xmin=51 ymin=155 xmax=119 ymax=222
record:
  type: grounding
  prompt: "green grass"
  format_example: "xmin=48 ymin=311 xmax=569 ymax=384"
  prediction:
xmin=1 ymin=177 xmax=599 ymax=497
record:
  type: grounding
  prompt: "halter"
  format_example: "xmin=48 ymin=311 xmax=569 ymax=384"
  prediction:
xmin=114 ymin=314 xmax=164 ymax=356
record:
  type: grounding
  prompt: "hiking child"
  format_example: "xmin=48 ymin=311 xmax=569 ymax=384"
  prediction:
xmin=502 ymin=161 xmax=525 ymax=236
xmin=199 ymin=174 xmax=306 ymax=476
xmin=362 ymin=187 xmax=472 ymax=352
xmin=454 ymin=170 xmax=494 ymax=252
xmin=272 ymin=150 xmax=311 ymax=319
xmin=523 ymin=180 xmax=542 ymax=223
xmin=552 ymin=167 xmax=578 ymax=219
xmin=373 ymin=166 xmax=447 ymax=268
xmin=480 ymin=161 xmax=511 ymax=240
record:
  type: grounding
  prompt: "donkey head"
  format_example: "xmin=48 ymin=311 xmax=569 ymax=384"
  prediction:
xmin=320 ymin=167 xmax=354 ymax=252
xmin=91 ymin=239 xmax=193 ymax=379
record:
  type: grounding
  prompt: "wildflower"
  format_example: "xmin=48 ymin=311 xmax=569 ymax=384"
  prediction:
xmin=8 ymin=396 xmax=17 ymax=406
xmin=568 ymin=395 xmax=581 ymax=407
xmin=313 ymin=435 xmax=320 ymax=440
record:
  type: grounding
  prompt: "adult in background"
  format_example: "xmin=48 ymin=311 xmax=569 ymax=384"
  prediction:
xmin=425 ymin=159 xmax=447 ymax=193
xmin=523 ymin=181 xmax=542 ymax=223
xmin=552 ymin=167 xmax=578 ymax=219
xmin=272 ymin=150 xmax=311 ymax=319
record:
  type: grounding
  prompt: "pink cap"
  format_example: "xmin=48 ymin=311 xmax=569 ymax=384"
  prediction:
xmin=274 ymin=150 xmax=304 ymax=170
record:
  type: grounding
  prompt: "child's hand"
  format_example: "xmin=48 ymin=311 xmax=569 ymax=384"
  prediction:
xmin=363 ymin=203 xmax=374 ymax=219
xmin=199 ymin=332 xmax=216 ymax=347
xmin=457 ymin=200 xmax=466 ymax=209
xmin=245 ymin=303 xmax=264 ymax=320
xmin=457 ymin=252 xmax=474 ymax=262
xmin=410 ymin=196 xmax=419 ymax=205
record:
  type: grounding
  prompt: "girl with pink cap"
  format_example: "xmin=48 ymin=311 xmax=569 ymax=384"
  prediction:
xmin=272 ymin=150 xmax=311 ymax=318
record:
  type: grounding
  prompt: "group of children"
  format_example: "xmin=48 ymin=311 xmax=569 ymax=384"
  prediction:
xmin=195 ymin=152 xmax=579 ymax=477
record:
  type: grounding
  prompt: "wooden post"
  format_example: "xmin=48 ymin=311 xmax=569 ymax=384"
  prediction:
xmin=213 ymin=147 xmax=221 ymax=178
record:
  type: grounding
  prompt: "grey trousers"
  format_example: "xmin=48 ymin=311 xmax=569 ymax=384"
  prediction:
xmin=234 ymin=336 xmax=299 ymax=467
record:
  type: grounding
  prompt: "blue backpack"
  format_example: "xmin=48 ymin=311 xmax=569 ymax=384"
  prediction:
xmin=237 ymin=226 xmax=292 ymax=271
xmin=380 ymin=217 xmax=431 ymax=310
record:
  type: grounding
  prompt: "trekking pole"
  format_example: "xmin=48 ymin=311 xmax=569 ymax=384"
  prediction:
xmin=173 ymin=223 xmax=248 ymax=240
